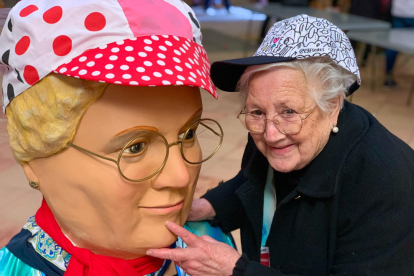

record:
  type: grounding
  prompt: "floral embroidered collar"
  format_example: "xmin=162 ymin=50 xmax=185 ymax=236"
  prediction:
xmin=23 ymin=216 xmax=187 ymax=276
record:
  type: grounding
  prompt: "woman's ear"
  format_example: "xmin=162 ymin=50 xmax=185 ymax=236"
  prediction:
xmin=22 ymin=162 xmax=40 ymax=189
xmin=329 ymin=95 xmax=342 ymax=125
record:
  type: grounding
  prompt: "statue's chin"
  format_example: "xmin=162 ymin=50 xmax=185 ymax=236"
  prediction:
xmin=78 ymin=230 xmax=178 ymax=260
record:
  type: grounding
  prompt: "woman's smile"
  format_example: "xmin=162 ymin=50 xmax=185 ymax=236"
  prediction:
xmin=269 ymin=143 xmax=295 ymax=155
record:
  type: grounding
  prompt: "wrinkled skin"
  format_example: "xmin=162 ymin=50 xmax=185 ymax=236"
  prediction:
xmin=147 ymin=221 xmax=241 ymax=276
xmin=247 ymin=67 xmax=340 ymax=172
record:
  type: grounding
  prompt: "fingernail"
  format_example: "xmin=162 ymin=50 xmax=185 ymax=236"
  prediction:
xmin=146 ymin=250 xmax=153 ymax=255
xmin=165 ymin=221 xmax=172 ymax=227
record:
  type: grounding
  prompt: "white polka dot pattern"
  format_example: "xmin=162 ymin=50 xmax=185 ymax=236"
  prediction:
xmin=0 ymin=0 xmax=211 ymax=112
xmin=54 ymin=36 xmax=217 ymax=98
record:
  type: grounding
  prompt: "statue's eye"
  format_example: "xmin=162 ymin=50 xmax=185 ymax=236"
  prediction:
xmin=124 ymin=140 xmax=148 ymax=156
xmin=179 ymin=129 xmax=196 ymax=142
xmin=129 ymin=143 xmax=145 ymax=153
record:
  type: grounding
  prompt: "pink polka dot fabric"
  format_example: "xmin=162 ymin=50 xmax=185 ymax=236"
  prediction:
xmin=54 ymin=35 xmax=216 ymax=98
xmin=0 ymin=0 xmax=216 ymax=113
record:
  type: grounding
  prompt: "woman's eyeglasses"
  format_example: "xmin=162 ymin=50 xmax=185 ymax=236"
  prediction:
xmin=237 ymin=107 xmax=316 ymax=135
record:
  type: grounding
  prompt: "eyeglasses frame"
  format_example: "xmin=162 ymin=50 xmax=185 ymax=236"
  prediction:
xmin=237 ymin=106 xmax=317 ymax=135
xmin=67 ymin=118 xmax=223 ymax=183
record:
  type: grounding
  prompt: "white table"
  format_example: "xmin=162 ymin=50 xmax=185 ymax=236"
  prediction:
xmin=243 ymin=3 xmax=391 ymax=31
xmin=347 ymin=29 xmax=414 ymax=55
xmin=347 ymin=29 xmax=414 ymax=105
xmin=241 ymin=3 xmax=391 ymax=57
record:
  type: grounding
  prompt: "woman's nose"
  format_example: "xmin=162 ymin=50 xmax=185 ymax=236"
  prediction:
xmin=152 ymin=144 xmax=191 ymax=190
xmin=264 ymin=120 xmax=286 ymax=142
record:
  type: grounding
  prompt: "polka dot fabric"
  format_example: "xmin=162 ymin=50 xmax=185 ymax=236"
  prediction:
xmin=0 ymin=0 xmax=213 ymax=113
xmin=54 ymin=36 xmax=217 ymax=98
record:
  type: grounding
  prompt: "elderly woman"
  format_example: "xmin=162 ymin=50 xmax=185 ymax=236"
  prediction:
xmin=147 ymin=15 xmax=414 ymax=275
xmin=0 ymin=1 xmax=234 ymax=275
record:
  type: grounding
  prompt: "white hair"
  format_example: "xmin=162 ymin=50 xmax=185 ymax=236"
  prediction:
xmin=237 ymin=57 xmax=357 ymax=113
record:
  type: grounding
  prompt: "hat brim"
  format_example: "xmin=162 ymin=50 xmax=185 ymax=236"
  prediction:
xmin=211 ymin=56 xmax=360 ymax=96
xmin=54 ymin=35 xmax=217 ymax=99
xmin=211 ymin=56 xmax=296 ymax=92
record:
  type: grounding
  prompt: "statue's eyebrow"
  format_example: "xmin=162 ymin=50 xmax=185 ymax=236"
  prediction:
xmin=103 ymin=108 xmax=203 ymax=153
xmin=103 ymin=126 xmax=159 ymax=154
xmin=179 ymin=108 xmax=203 ymax=133
xmin=114 ymin=126 xmax=159 ymax=137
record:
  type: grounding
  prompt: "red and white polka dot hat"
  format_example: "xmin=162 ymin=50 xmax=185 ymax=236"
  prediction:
xmin=0 ymin=0 xmax=217 ymax=112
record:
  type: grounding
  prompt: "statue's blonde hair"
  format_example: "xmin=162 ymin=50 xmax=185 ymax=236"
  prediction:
xmin=6 ymin=73 xmax=108 ymax=164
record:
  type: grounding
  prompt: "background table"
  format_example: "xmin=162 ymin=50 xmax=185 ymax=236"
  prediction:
xmin=242 ymin=3 xmax=391 ymax=56
xmin=244 ymin=3 xmax=391 ymax=31
xmin=347 ymin=29 xmax=414 ymax=56
xmin=347 ymin=29 xmax=414 ymax=105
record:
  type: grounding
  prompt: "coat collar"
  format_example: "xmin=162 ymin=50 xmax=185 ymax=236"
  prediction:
xmin=241 ymin=101 xmax=371 ymax=199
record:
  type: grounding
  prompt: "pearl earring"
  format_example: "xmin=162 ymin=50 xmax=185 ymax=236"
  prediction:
xmin=332 ymin=124 xmax=339 ymax=133
xmin=29 ymin=180 xmax=39 ymax=190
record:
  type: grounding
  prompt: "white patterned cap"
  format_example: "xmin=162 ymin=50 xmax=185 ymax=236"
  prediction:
xmin=256 ymin=14 xmax=360 ymax=81
xmin=211 ymin=14 xmax=360 ymax=94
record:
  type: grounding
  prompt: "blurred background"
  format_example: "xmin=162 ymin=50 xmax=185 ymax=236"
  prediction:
xmin=1 ymin=0 xmax=414 ymax=251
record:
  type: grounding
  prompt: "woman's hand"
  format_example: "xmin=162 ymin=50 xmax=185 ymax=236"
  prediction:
xmin=146 ymin=221 xmax=241 ymax=276
xmin=187 ymin=198 xmax=216 ymax=221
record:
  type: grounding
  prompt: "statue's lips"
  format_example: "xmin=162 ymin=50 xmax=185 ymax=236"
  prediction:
xmin=141 ymin=200 xmax=184 ymax=214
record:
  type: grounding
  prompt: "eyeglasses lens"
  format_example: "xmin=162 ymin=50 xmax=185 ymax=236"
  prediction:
xmin=119 ymin=132 xmax=167 ymax=181
xmin=239 ymin=113 xmax=302 ymax=135
xmin=276 ymin=115 xmax=302 ymax=134
xmin=182 ymin=120 xmax=223 ymax=164
xmin=118 ymin=119 xmax=223 ymax=181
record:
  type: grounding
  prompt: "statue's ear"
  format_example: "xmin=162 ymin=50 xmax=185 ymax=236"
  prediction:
xmin=22 ymin=162 xmax=39 ymax=184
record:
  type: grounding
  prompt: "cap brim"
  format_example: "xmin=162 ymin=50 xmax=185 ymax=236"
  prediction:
xmin=54 ymin=35 xmax=217 ymax=99
xmin=210 ymin=56 xmax=296 ymax=92
xmin=346 ymin=80 xmax=360 ymax=96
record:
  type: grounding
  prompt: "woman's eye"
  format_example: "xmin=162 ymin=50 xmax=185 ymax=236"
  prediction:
xmin=125 ymin=142 xmax=146 ymax=154
xmin=250 ymin=110 xmax=264 ymax=116
xmin=283 ymin=109 xmax=296 ymax=115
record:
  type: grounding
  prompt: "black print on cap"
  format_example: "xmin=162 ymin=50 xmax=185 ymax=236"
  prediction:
xmin=2 ymin=50 xmax=10 ymax=66
xmin=7 ymin=83 xmax=15 ymax=101
xmin=255 ymin=14 xmax=360 ymax=82
xmin=8 ymin=19 xmax=12 ymax=32
xmin=15 ymin=69 xmax=24 ymax=83
xmin=188 ymin=12 xmax=200 ymax=29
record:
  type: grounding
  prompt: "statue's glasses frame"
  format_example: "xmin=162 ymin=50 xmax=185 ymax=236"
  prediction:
xmin=67 ymin=118 xmax=223 ymax=182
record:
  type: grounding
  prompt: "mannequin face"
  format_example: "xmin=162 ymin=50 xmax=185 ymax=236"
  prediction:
xmin=27 ymin=84 xmax=203 ymax=259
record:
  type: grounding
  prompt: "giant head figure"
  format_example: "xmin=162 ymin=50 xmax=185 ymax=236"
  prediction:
xmin=0 ymin=0 xmax=223 ymax=275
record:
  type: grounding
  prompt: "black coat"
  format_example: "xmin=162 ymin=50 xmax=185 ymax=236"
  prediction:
xmin=203 ymin=101 xmax=414 ymax=275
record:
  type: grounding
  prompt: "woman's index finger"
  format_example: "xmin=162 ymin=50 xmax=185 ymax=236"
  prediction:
xmin=146 ymin=247 xmax=189 ymax=262
xmin=165 ymin=221 xmax=201 ymax=247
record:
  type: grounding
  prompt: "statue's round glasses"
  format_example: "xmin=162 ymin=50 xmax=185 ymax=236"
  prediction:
xmin=67 ymin=119 xmax=223 ymax=182
xmin=237 ymin=106 xmax=316 ymax=135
